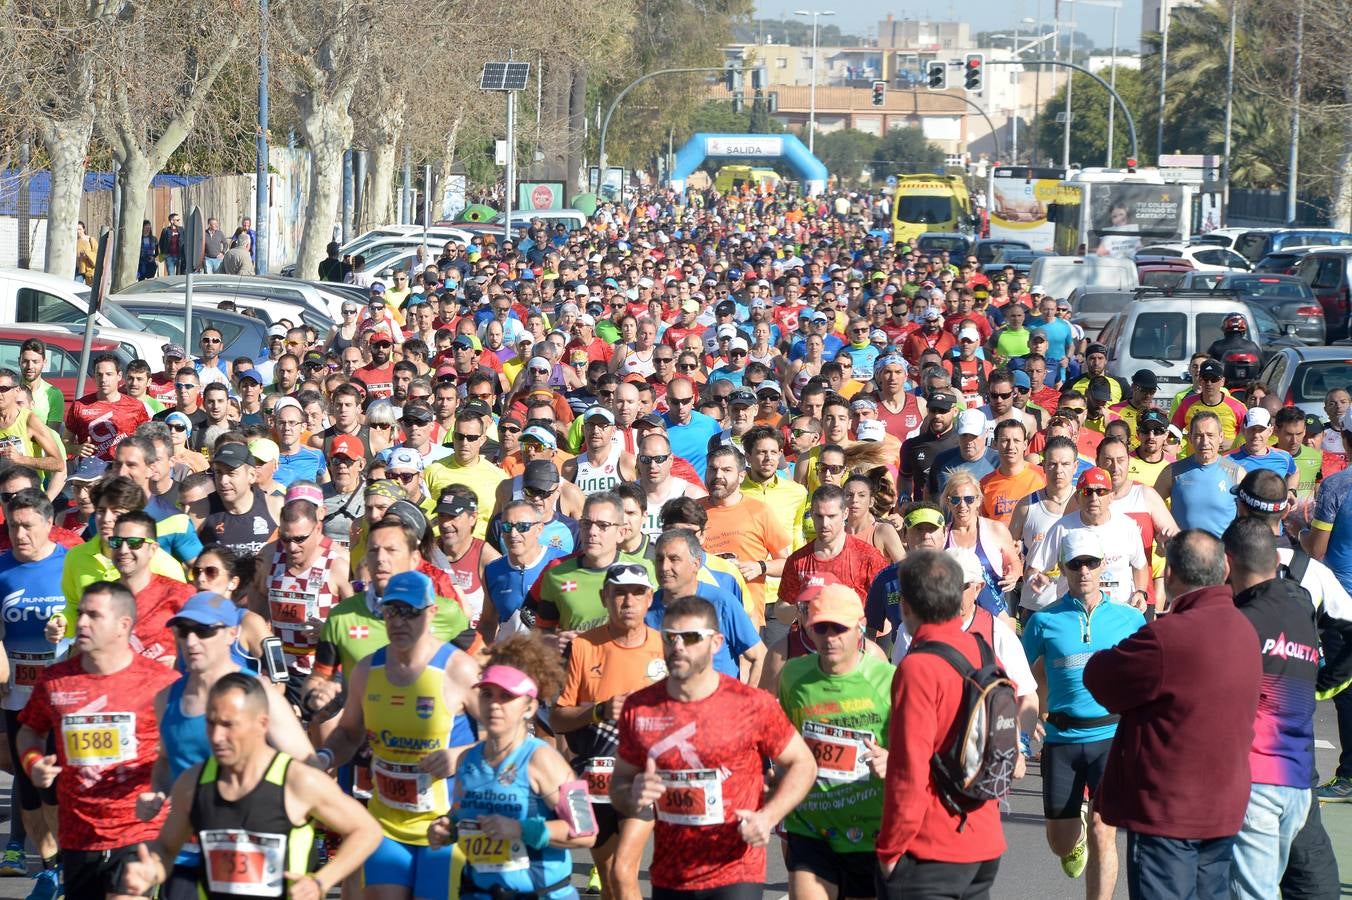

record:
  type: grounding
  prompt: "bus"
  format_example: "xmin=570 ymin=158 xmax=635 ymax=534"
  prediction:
xmin=1047 ymin=168 xmax=1197 ymax=257
xmin=987 ymin=166 xmax=1065 ymax=252
xmin=890 ymin=174 xmax=975 ymax=245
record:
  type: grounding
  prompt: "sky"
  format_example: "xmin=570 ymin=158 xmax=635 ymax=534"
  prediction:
xmin=751 ymin=0 xmax=1143 ymax=51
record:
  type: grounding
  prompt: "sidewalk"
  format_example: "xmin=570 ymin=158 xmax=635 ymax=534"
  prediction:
xmin=1322 ymin=801 xmax=1352 ymax=896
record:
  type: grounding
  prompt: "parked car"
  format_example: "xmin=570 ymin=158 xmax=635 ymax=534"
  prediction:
xmin=491 ymin=209 xmax=588 ymax=232
xmin=1256 ymin=346 xmax=1352 ymax=418
xmin=118 ymin=274 xmax=341 ymax=322
xmin=981 ymin=250 xmax=1053 ymax=280
xmin=111 ymin=296 xmax=269 ymax=361
xmin=0 ymin=326 xmax=134 ymax=403
xmin=1295 ymin=248 xmax=1352 ymax=341
xmin=1252 ymin=245 xmax=1324 ymax=275
xmin=0 ymin=268 xmax=167 ymax=361
xmin=1135 ymin=258 xmax=1195 ymax=289
xmin=1098 ymin=290 xmax=1301 ymax=400
xmin=1229 ymin=229 xmax=1352 ymax=264
xmin=1065 ymin=288 xmax=1135 ymax=335
xmin=279 ymin=225 xmax=477 ymax=277
xmin=913 ymin=232 xmax=973 ymax=256
xmin=1135 ymin=243 xmax=1250 ymax=272
xmin=1176 ymin=272 xmax=1325 ymax=344
xmin=974 ymin=238 xmax=1031 ymax=266
xmin=1028 ymin=255 xmax=1138 ymax=301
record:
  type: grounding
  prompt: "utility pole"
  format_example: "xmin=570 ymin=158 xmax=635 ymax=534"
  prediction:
xmin=1156 ymin=0 xmax=1169 ymax=161
xmin=1062 ymin=0 xmax=1076 ymax=167
xmin=1220 ymin=0 xmax=1237 ymax=222
xmin=255 ymin=0 xmax=269 ymax=273
xmin=1286 ymin=0 xmax=1303 ymax=224
xmin=795 ymin=9 xmax=835 ymax=155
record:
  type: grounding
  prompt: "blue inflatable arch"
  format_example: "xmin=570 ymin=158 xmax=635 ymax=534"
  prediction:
xmin=669 ymin=133 xmax=828 ymax=196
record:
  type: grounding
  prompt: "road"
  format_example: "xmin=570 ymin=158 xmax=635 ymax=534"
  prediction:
xmin=0 ymin=701 xmax=1344 ymax=898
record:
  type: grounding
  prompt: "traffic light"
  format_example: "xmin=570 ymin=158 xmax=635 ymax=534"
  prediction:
xmin=963 ymin=53 xmax=984 ymax=93
xmin=871 ymin=80 xmax=886 ymax=107
xmin=926 ymin=61 xmax=947 ymax=90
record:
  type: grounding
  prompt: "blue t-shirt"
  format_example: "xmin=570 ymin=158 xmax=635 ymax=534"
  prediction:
xmin=0 ymin=545 xmax=69 ymax=709
xmin=864 ymin=562 xmax=901 ymax=635
xmin=927 ymin=446 xmax=1000 ymax=499
xmin=707 ymin=365 xmax=747 ymax=388
xmin=1227 ymin=446 xmax=1297 ymax=480
xmin=483 ymin=547 xmax=569 ymax=629
xmin=276 ymin=447 xmax=327 ymax=488
xmin=843 ymin=343 xmax=881 ymax=380
xmin=1169 ymin=455 xmax=1245 ymax=538
xmin=647 ymin=585 xmax=762 ymax=679
xmin=1021 ymin=593 xmax=1146 ymax=743
xmin=663 ymin=410 xmax=722 ymax=476
xmin=788 ymin=333 xmax=844 ymax=362
xmin=1031 ymin=317 xmax=1074 ymax=369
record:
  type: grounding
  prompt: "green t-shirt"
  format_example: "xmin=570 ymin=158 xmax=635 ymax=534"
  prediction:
xmin=318 ymin=590 xmax=471 ymax=677
xmin=1292 ymin=444 xmax=1323 ymax=500
xmin=533 ymin=552 xmax=656 ymax=632
xmin=778 ymin=652 xmax=894 ymax=852
xmin=994 ymin=327 xmax=1031 ymax=364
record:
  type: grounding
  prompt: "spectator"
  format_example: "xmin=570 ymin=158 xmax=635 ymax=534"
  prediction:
xmin=221 ymin=232 xmax=254 ymax=276
xmin=158 ymin=212 xmax=185 ymax=276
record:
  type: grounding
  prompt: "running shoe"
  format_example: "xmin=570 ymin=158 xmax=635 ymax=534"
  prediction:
xmin=25 ymin=867 xmax=60 ymax=900
xmin=583 ymin=865 xmax=602 ymax=894
xmin=0 ymin=842 xmax=26 ymax=876
xmin=1060 ymin=807 xmax=1088 ymax=879
xmin=1316 ymin=775 xmax=1352 ymax=803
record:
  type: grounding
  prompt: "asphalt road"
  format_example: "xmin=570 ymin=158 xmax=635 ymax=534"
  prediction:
xmin=0 ymin=701 xmax=1345 ymax=898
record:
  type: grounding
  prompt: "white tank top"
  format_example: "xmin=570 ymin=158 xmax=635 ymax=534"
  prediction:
xmin=617 ymin=346 xmax=656 ymax=378
xmin=642 ymin=479 xmax=687 ymax=539
xmin=574 ymin=443 xmax=623 ymax=494
xmin=1019 ymin=491 xmax=1068 ymax=611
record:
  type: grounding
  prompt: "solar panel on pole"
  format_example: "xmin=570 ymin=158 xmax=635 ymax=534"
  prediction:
xmin=480 ymin=62 xmax=507 ymax=91
xmin=502 ymin=62 xmax=531 ymax=90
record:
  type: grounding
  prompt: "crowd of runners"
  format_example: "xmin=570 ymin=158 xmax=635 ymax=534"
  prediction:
xmin=0 ymin=184 xmax=1346 ymax=900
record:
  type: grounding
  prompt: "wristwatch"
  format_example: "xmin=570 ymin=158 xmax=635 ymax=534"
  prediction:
xmin=758 ymin=560 xmax=768 ymax=577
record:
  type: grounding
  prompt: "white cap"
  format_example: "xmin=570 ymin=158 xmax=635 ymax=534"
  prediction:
xmin=576 ymin=313 xmax=596 ymax=327
xmin=958 ymin=325 xmax=980 ymax=342
xmin=956 ymin=408 xmax=988 ymax=437
xmin=1030 ymin=284 xmax=1046 ymax=295
xmin=923 ymin=306 xmax=943 ymax=320
xmin=856 ymin=420 xmax=886 ymax=442
xmin=729 ymin=336 xmax=749 ymax=353
xmin=717 ymin=323 xmax=737 ymax=339
xmin=1059 ymin=529 xmax=1106 ymax=563
xmin=946 ymin=547 xmax=985 ymax=585
xmin=575 ymin=284 xmax=591 ymax=297
xmin=1244 ymin=407 xmax=1272 ymax=430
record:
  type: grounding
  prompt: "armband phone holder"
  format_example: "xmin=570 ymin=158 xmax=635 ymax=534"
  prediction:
xmin=556 ymin=779 xmax=598 ymax=838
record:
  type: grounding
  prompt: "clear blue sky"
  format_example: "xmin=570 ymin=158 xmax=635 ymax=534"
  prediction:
xmin=751 ymin=0 xmax=1142 ymax=50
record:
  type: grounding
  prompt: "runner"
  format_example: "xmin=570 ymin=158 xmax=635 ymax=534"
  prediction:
xmin=0 ymin=367 xmax=64 ymax=483
xmin=120 ymin=672 xmax=381 ymax=899
xmin=198 ymin=442 xmax=282 ymax=582
xmin=638 ymin=431 xmax=707 ymax=540
xmin=610 ymin=594 xmax=817 ymax=900
xmin=479 ymin=500 xmax=567 ymax=643
xmin=111 ymin=510 xmax=193 ymax=666
xmin=1097 ymin=437 xmax=1177 ymax=614
xmin=1156 ymin=412 xmax=1245 ymax=539
xmin=979 ymin=420 xmax=1045 ymax=526
xmin=563 ymin=407 xmax=637 ymax=493
xmin=64 ymin=354 xmax=150 ymax=462
xmin=18 ymin=581 xmax=179 ymax=898
xmin=428 ymin=485 xmax=500 ymax=630
xmin=317 ymin=570 xmax=481 ymax=900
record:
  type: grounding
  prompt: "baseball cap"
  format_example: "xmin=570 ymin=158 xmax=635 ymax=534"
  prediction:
xmin=1198 ymin=359 xmax=1225 ymax=380
xmin=809 ymin=311 xmax=829 ymax=324
xmin=385 ymin=500 xmax=428 ymax=538
xmin=329 ymin=434 xmax=363 ymax=460
xmin=923 ymin=306 xmax=943 ymax=321
xmin=521 ymin=425 xmax=557 ymax=449
xmin=435 ymin=489 xmax=477 ymax=517
xmin=604 ymin=562 xmax=654 ymax=590
xmin=756 ymin=383 xmax=782 ymax=398
xmin=1139 ymin=408 xmax=1168 ymax=430
xmin=681 ymin=299 xmax=701 ymax=313
xmin=1087 ymin=377 xmax=1113 ymax=403
xmin=1060 ymin=529 xmax=1106 ymax=563
xmin=237 ymin=369 xmax=264 ymax=386
xmin=67 ymin=457 xmax=108 ymax=484
xmin=715 ymin=300 xmax=736 ymax=317
xmin=1077 ymin=467 xmax=1111 ymax=492
xmin=727 ymin=390 xmax=756 ymax=408
xmin=267 ymin=324 xmax=287 ymax=339
xmin=856 ymin=420 xmax=886 ymax=442
xmin=716 ymin=324 xmax=737 ymax=339
xmin=522 ymin=459 xmax=560 ymax=491
xmin=947 ymin=547 xmax=985 ymax=585
xmin=1131 ymin=369 xmax=1159 ymax=391
xmin=285 ymin=483 xmax=324 ymax=506
xmin=1012 ymin=370 xmax=1031 ymax=390
xmin=583 ymin=406 xmax=616 ymax=424
xmin=380 ymin=571 xmax=434 ymax=610
xmin=169 ymin=592 xmax=243 ymax=628
xmin=273 ymin=396 xmax=303 ymax=417
xmin=1029 ymin=284 xmax=1046 ymax=295
xmin=247 ymin=438 xmax=280 ymax=465
xmin=476 ymin=664 xmax=539 ymax=699
xmin=729 ymin=336 xmax=749 ymax=353
xmin=805 ymin=584 xmax=864 ymax=628
xmin=434 ymin=363 xmax=456 ymax=381
xmin=400 ymin=402 xmax=434 ymax=424
xmin=1231 ymin=469 xmax=1289 ymax=514
xmin=1244 ymin=407 xmax=1272 ymax=430
xmin=212 ymin=442 xmax=253 ymax=470
xmin=387 ymin=447 xmax=423 ymax=473
xmin=956 ymin=408 xmax=988 ymax=437
xmin=958 ymin=326 xmax=980 ymax=343
xmin=926 ymin=391 xmax=957 ymax=413
xmin=162 ymin=343 xmax=187 ymax=360
xmin=369 ymin=282 xmax=386 ymax=295
xmin=903 ymin=506 xmax=945 ymax=530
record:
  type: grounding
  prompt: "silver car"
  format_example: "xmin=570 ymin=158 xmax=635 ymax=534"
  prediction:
xmin=1066 ymin=288 xmax=1135 ymax=337
xmin=1256 ymin=346 xmax=1352 ymax=418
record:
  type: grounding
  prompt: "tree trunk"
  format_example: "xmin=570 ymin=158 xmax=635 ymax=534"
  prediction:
xmin=364 ymin=140 xmax=398 ymax=232
xmin=39 ymin=114 xmax=93 ymax=278
xmin=437 ymin=114 xmax=464 ymax=218
xmin=111 ymin=155 xmax=153 ymax=290
xmin=568 ymin=63 xmax=587 ymax=195
xmin=295 ymin=91 xmax=355 ymax=280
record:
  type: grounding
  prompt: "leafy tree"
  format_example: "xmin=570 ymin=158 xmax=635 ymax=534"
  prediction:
xmin=811 ymin=129 xmax=879 ymax=185
xmin=1030 ymin=66 xmax=1153 ymax=168
xmin=872 ymin=127 xmax=945 ymax=177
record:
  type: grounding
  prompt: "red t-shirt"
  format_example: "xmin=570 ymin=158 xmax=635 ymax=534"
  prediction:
xmin=616 ymin=676 xmax=797 ymax=890
xmin=65 ymin=393 xmax=150 ymax=461
xmin=148 ymin=374 xmax=177 ymax=404
xmin=131 ymin=575 xmax=193 ymax=665
xmin=0 ymin=524 xmax=86 ymax=553
xmin=780 ymin=535 xmax=887 ymax=606
xmin=354 ymin=363 xmax=395 ymax=398
xmin=567 ymin=337 xmax=614 ymax=365
xmin=20 ymin=654 xmax=178 ymax=850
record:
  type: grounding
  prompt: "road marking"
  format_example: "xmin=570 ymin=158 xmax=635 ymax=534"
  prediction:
xmin=1316 ymin=739 xmax=1334 ymax=749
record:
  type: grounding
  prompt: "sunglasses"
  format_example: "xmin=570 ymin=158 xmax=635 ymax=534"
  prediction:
xmin=370 ymin=422 xmax=393 ymax=430
xmin=676 ymin=363 xmax=698 ymax=372
xmin=381 ymin=602 xmax=424 ymax=620
xmin=175 ymin=382 xmax=197 ymax=390
xmin=200 ymin=337 xmax=222 ymax=345
xmin=790 ymin=428 xmax=818 ymax=438
xmin=280 ymin=530 xmax=315 ymax=545
xmin=1140 ymin=424 xmax=1167 ymax=436
xmin=1080 ymin=487 xmax=1111 ymax=497
xmin=1063 ymin=557 xmax=1102 ymax=572
xmin=107 ymin=536 xmax=152 ymax=550
xmin=810 ymin=621 xmax=851 ymax=637
xmin=1059 ymin=407 xmax=1087 ymax=416
xmin=452 ymin=431 xmax=483 ymax=442
xmin=654 ymin=357 xmax=674 ymax=364
xmin=638 ymin=453 xmax=670 ymax=465
xmin=661 ymin=628 xmax=716 ymax=646
xmin=948 ymin=495 xmax=979 ymax=506
xmin=192 ymin=564 xmax=223 ymax=580
xmin=821 ymin=463 xmax=846 ymax=475
xmin=399 ymin=417 xmax=429 ymax=428
xmin=523 ymin=485 xmax=556 ymax=500
xmin=173 ymin=622 xmax=223 ymax=641
xmin=988 ymin=391 xmax=1012 ymax=401
xmin=500 ymin=520 xmax=539 ymax=534
xmin=370 ymin=341 xmax=393 ymax=349
xmin=389 ymin=471 xmax=419 ymax=484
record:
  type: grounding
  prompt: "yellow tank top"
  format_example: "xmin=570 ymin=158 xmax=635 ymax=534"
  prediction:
xmin=364 ymin=642 xmax=474 ymax=844
xmin=0 ymin=410 xmax=34 ymax=459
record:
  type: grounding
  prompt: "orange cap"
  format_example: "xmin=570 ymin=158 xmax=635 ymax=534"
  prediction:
xmin=805 ymin=584 xmax=864 ymax=628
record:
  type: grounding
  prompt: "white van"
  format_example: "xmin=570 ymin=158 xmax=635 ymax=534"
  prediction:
xmin=1028 ymin=256 xmax=1139 ymax=301
xmin=0 ymin=268 xmax=168 ymax=361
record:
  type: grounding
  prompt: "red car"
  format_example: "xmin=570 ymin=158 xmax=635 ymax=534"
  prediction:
xmin=0 ymin=326 xmax=135 ymax=404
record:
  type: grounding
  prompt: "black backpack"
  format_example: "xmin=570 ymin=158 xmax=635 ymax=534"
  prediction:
xmin=910 ymin=633 xmax=1019 ymax=829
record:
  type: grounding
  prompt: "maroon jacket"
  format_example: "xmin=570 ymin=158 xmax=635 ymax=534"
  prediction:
xmin=1083 ymin=584 xmax=1261 ymax=839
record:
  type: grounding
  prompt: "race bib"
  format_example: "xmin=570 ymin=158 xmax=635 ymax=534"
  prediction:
xmin=802 ymin=720 xmax=871 ymax=783
xmin=268 ymin=589 xmax=317 ymax=626
xmin=656 ymin=768 xmax=723 ymax=826
xmin=11 ymin=649 xmax=54 ymax=688
xmin=372 ymin=758 xmax=437 ymax=813
xmin=200 ymin=829 xmax=285 ymax=895
xmin=61 ymin=712 xmax=135 ymax=766
xmin=457 ymin=820 xmax=529 ymax=873
xmin=583 ymin=757 xmax=614 ymax=804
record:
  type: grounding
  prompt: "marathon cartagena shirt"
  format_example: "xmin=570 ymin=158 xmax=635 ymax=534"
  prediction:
xmin=617 ymin=676 xmax=796 ymax=891
xmin=64 ymin=392 xmax=150 ymax=461
xmin=20 ymin=654 xmax=178 ymax=849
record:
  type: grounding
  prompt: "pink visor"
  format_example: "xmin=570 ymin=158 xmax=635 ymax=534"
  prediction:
xmin=477 ymin=665 xmax=539 ymax=699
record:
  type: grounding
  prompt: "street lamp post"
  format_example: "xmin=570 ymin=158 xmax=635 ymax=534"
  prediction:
xmin=795 ymin=8 xmax=835 ymax=155
xmin=1080 ymin=0 xmax=1122 ymax=166
xmin=1061 ymin=1 xmax=1077 ymax=167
